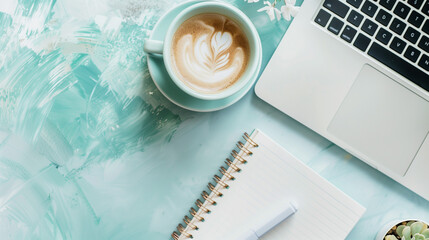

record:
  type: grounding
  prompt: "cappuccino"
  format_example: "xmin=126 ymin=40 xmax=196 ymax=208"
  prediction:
xmin=171 ymin=13 xmax=250 ymax=94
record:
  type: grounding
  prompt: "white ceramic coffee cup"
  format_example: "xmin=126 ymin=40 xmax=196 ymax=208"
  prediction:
xmin=144 ymin=1 xmax=262 ymax=100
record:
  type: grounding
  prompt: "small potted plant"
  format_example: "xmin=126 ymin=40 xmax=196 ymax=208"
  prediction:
xmin=376 ymin=220 xmax=429 ymax=240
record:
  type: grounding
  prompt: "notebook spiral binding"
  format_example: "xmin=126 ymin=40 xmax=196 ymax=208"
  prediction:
xmin=171 ymin=132 xmax=258 ymax=240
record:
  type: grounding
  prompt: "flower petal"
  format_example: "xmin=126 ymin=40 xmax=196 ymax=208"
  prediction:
xmin=281 ymin=6 xmax=291 ymax=20
xmin=257 ymin=6 xmax=269 ymax=12
xmin=267 ymin=8 xmax=276 ymax=21
xmin=275 ymin=8 xmax=282 ymax=21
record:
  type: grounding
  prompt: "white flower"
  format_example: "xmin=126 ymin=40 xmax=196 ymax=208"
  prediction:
xmin=246 ymin=0 xmax=260 ymax=2
xmin=258 ymin=1 xmax=281 ymax=21
xmin=281 ymin=0 xmax=300 ymax=21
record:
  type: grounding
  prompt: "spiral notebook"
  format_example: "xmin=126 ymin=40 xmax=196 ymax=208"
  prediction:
xmin=172 ymin=129 xmax=365 ymax=240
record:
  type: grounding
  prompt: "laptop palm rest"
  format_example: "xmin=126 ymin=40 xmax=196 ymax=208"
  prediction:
xmin=328 ymin=64 xmax=429 ymax=176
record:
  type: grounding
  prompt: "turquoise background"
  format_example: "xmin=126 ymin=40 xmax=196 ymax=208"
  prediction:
xmin=0 ymin=0 xmax=428 ymax=239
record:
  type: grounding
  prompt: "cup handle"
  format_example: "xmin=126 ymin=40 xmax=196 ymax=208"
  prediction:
xmin=144 ymin=39 xmax=164 ymax=54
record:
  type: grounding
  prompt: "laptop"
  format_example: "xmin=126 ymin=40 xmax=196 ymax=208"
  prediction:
xmin=255 ymin=0 xmax=429 ymax=200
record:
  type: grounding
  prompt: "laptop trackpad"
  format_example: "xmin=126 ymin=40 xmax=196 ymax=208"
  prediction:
xmin=328 ymin=64 xmax=429 ymax=176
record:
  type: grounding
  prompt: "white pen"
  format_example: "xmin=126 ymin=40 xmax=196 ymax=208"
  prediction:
xmin=234 ymin=203 xmax=297 ymax=240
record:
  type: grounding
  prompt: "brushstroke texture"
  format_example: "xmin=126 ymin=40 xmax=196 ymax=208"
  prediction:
xmin=0 ymin=0 xmax=183 ymax=239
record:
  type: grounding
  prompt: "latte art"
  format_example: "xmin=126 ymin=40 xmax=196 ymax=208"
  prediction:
xmin=181 ymin=31 xmax=242 ymax=82
xmin=171 ymin=14 xmax=250 ymax=94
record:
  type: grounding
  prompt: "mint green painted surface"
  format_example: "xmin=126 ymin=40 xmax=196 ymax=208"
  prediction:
xmin=0 ymin=0 xmax=428 ymax=240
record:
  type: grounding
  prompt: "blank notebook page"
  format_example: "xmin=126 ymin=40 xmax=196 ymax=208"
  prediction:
xmin=179 ymin=129 xmax=365 ymax=240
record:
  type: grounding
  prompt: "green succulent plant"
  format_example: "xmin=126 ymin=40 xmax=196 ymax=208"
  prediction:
xmin=385 ymin=221 xmax=429 ymax=240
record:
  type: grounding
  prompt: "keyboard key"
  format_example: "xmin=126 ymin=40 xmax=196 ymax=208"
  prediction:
xmin=389 ymin=18 xmax=407 ymax=35
xmin=418 ymin=35 xmax=429 ymax=52
xmin=347 ymin=0 xmax=363 ymax=8
xmin=394 ymin=2 xmax=411 ymax=19
xmin=347 ymin=10 xmax=364 ymax=27
xmin=323 ymin=0 xmax=350 ymax=18
xmin=423 ymin=20 xmax=429 ymax=34
xmin=362 ymin=1 xmax=378 ymax=17
xmin=361 ymin=19 xmax=378 ymax=36
xmin=408 ymin=11 xmax=424 ymax=28
xmin=376 ymin=28 xmax=393 ymax=44
xmin=368 ymin=42 xmax=429 ymax=91
xmin=418 ymin=54 xmax=429 ymax=71
xmin=354 ymin=33 xmax=371 ymax=51
xmin=421 ymin=80 xmax=429 ymax=91
xmin=404 ymin=45 xmax=421 ymax=62
xmin=390 ymin=37 xmax=407 ymax=54
xmin=341 ymin=25 xmax=358 ymax=42
xmin=328 ymin=17 xmax=344 ymax=35
xmin=423 ymin=0 xmax=429 ymax=16
xmin=380 ymin=0 xmax=397 ymax=10
xmin=375 ymin=9 xmax=392 ymax=26
xmin=315 ymin=9 xmax=331 ymax=27
xmin=407 ymin=0 xmax=424 ymax=9
xmin=404 ymin=27 xmax=421 ymax=44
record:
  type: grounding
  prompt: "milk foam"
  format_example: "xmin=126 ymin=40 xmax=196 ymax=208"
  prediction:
xmin=171 ymin=14 xmax=250 ymax=94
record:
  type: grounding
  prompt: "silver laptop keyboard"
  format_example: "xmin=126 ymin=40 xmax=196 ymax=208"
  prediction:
xmin=314 ymin=0 xmax=429 ymax=92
